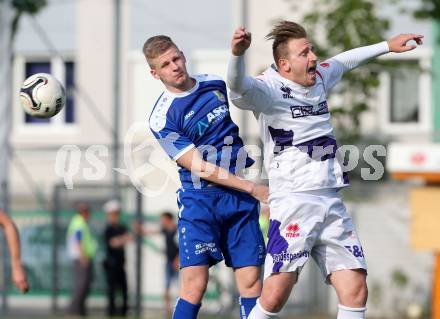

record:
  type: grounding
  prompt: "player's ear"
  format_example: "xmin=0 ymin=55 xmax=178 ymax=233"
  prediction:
xmin=150 ymin=68 xmax=160 ymax=80
xmin=278 ymin=58 xmax=290 ymax=72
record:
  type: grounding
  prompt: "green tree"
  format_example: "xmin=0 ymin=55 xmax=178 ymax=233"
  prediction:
xmin=413 ymin=0 xmax=440 ymax=21
xmin=11 ymin=0 xmax=47 ymax=38
xmin=286 ymin=0 xmax=390 ymax=144
xmin=413 ymin=0 xmax=440 ymax=42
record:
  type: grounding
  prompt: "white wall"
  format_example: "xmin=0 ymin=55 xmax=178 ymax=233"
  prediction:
xmin=13 ymin=0 xmax=76 ymax=54
xmin=344 ymin=182 xmax=433 ymax=317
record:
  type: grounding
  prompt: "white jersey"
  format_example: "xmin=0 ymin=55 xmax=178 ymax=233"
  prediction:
xmin=228 ymin=42 xmax=389 ymax=193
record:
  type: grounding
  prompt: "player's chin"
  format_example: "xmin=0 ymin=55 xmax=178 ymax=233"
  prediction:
xmin=304 ymin=76 xmax=316 ymax=87
xmin=167 ymin=77 xmax=185 ymax=88
xmin=175 ymin=73 xmax=189 ymax=84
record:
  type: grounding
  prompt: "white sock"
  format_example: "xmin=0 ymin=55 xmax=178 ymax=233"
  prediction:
xmin=248 ymin=299 xmax=279 ymax=319
xmin=337 ymin=304 xmax=367 ymax=319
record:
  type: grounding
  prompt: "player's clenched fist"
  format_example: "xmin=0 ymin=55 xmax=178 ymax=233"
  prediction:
xmin=387 ymin=33 xmax=423 ymax=53
xmin=231 ymin=26 xmax=252 ymax=56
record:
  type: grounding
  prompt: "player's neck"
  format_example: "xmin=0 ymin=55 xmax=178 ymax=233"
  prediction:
xmin=279 ymin=71 xmax=309 ymax=88
xmin=166 ymin=77 xmax=196 ymax=94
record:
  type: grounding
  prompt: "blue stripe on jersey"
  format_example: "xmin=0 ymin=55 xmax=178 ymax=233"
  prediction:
xmin=149 ymin=75 xmax=254 ymax=190
xmin=294 ymin=135 xmax=337 ymax=161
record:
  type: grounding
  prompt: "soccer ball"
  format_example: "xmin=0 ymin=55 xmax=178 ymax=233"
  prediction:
xmin=20 ymin=73 xmax=65 ymax=118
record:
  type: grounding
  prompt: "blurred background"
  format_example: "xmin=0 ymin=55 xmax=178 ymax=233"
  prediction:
xmin=0 ymin=0 xmax=439 ymax=318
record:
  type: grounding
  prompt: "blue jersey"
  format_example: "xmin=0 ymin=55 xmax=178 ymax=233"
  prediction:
xmin=149 ymin=74 xmax=254 ymax=190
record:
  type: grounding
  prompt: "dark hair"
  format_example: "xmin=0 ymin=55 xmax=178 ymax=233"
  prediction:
xmin=142 ymin=35 xmax=178 ymax=67
xmin=161 ymin=211 xmax=174 ymax=221
xmin=75 ymin=202 xmax=90 ymax=214
xmin=265 ymin=21 xmax=307 ymax=66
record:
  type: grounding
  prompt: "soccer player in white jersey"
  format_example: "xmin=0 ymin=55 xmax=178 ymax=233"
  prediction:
xmin=144 ymin=35 xmax=269 ymax=319
xmin=227 ymin=21 xmax=423 ymax=319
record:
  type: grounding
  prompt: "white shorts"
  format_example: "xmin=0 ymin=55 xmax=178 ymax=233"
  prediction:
xmin=264 ymin=189 xmax=367 ymax=282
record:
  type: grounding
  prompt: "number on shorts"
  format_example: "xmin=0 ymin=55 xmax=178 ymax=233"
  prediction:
xmin=344 ymin=245 xmax=364 ymax=258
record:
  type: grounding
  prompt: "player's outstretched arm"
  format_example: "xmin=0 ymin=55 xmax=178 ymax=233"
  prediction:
xmin=329 ymin=34 xmax=423 ymax=72
xmin=176 ymin=148 xmax=268 ymax=204
xmin=0 ymin=211 xmax=29 ymax=293
xmin=318 ymin=33 xmax=423 ymax=91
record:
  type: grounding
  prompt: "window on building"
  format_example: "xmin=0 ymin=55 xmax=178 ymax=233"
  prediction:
xmin=64 ymin=61 xmax=75 ymax=124
xmin=379 ymin=52 xmax=431 ymax=135
xmin=389 ymin=61 xmax=420 ymax=124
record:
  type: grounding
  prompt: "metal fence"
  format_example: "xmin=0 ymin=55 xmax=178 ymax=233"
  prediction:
xmin=4 ymin=183 xmax=144 ymax=317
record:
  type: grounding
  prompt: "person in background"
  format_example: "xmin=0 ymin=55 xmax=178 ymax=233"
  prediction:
xmin=103 ymin=199 xmax=131 ymax=317
xmin=66 ymin=202 xmax=97 ymax=317
xmin=0 ymin=209 xmax=29 ymax=293
xmin=135 ymin=211 xmax=179 ymax=318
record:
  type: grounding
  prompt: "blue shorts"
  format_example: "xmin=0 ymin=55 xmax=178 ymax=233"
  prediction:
xmin=176 ymin=186 xmax=266 ymax=268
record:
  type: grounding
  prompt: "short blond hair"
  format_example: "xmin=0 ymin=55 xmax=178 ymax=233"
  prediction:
xmin=142 ymin=35 xmax=178 ymax=68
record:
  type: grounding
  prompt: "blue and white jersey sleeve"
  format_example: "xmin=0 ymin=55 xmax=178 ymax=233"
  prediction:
xmin=149 ymin=100 xmax=195 ymax=161
xmin=317 ymin=41 xmax=389 ymax=91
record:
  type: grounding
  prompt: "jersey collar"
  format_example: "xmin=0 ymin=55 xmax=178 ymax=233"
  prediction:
xmin=267 ymin=64 xmax=312 ymax=94
xmin=165 ymin=76 xmax=200 ymax=98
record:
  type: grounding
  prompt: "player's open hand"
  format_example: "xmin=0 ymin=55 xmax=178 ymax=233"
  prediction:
xmin=12 ymin=263 xmax=29 ymax=293
xmin=387 ymin=34 xmax=423 ymax=53
xmin=250 ymin=183 xmax=269 ymax=204
xmin=231 ymin=26 xmax=252 ymax=56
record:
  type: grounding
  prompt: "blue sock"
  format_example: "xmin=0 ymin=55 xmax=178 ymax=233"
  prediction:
xmin=239 ymin=296 xmax=258 ymax=319
xmin=172 ymin=298 xmax=201 ymax=319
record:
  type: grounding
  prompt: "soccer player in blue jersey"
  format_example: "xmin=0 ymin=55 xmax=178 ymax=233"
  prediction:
xmin=143 ymin=35 xmax=268 ymax=319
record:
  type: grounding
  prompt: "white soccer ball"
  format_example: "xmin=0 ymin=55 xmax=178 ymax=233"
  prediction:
xmin=20 ymin=73 xmax=65 ymax=118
